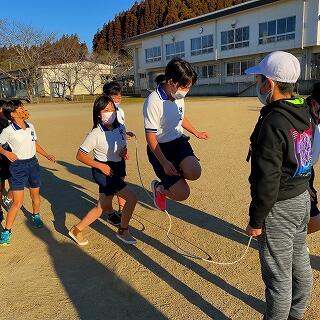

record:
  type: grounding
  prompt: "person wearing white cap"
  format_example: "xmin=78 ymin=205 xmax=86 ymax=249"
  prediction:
xmin=245 ymin=51 xmax=313 ymax=320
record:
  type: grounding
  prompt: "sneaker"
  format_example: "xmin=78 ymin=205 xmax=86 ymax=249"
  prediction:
xmin=3 ymin=196 xmax=13 ymax=210
xmin=151 ymin=180 xmax=166 ymax=211
xmin=116 ymin=227 xmax=137 ymax=245
xmin=106 ymin=211 xmax=121 ymax=226
xmin=31 ymin=214 xmax=44 ymax=228
xmin=0 ymin=230 xmax=11 ymax=246
xmin=68 ymin=226 xmax=88 ymax=246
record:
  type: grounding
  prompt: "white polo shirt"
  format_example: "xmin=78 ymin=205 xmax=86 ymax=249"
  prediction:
xmin=116 ymin=105 xmax=125 ymax=125
xmin=79 ymin=123 xmax=126 ymax=162
xmin=0 ymin=122 xmax=37 ymax=160
xmin=143 ymin=84 xmax=184 ymax=143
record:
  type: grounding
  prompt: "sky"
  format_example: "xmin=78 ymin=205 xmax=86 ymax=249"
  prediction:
xmin=0 ymin=0 xmax=137 ymax=50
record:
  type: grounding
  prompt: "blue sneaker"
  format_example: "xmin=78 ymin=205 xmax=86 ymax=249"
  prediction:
xmin=0 ymin=230 xmax=11 ymax=246
xmin=32 ymin=214 xmax=44 ymax=228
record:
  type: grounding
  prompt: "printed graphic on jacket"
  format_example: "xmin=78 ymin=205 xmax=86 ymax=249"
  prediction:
xmin=290 ymin=126 xmax=312 ymax=177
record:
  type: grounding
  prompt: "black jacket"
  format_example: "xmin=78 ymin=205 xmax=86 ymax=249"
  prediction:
xmin=248 ymin=98 xmax=313 ymax=228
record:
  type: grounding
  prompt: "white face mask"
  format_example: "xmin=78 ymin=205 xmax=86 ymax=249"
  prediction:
xmin=171 ymin=89 xmax=189 ymax=100
xmin=256 ymin=80 xmax=273 ymax=105
xmin=101 ymin=111 xmax=116 ymax=125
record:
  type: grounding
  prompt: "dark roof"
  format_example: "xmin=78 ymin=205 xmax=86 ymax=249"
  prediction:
xmin=126 ymin=0 xmax=281 ymax=44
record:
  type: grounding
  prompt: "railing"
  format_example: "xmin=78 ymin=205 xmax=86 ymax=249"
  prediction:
xmin=310 ymin=66 xmax=320 ymax=80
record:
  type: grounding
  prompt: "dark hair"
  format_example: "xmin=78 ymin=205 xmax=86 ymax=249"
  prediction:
xmin=260 ymin=75 xmax=295 ymax=94
xmin=102 ymin=81 xmax=122 ymax=96
xmin=311 ymin=82 xmax=320 ymax=104
xmin=155 ymin=74 xmax=165 ymax=85
xmin=1 ymin=100 xmax=23 ymax=120
xmin=0 ymin=100 xmax=6 ymax=109
xmin=274 ymin=81 xmax=295 ymax=94
xmin=92 ymin=95 xmax=117 ymax=129
xmin=165 ymin=58 xmax=197 ymax=87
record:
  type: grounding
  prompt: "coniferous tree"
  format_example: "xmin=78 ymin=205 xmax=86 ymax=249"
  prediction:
xmin=92 ymin=0 xmax=250 ymax=52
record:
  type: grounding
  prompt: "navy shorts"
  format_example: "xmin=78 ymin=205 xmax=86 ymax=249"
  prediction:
xmin=9 ymin=157 xmax=41 ymax=191
xmin=147 ymin=135 xmax=196 ymax=190
xmin=92 ymin=159 xmax=126 ymax=196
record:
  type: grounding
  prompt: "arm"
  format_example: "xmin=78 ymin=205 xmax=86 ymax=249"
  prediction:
xmin=0 ymin=145 xmax=17 ymax=162
xmin=36 ymin=142 xmax=55 ymax=162
xmin=182 ymin=116 xmax=208 ymax=139
xmin=146 ymin=132 xmax=179 ymax=176
xmin=247 ymin=123 xmax=283 ymax=236
xmin=0 ymin=130 xmax=17 ymax=162
xmin=76 ymin=150 xmax=112 ymax=176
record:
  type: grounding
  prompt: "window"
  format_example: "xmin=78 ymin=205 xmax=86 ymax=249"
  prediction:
xmin=259 ymin=16 xmax=296 ymax=44
xmin=194 ymin=64 xmax=219 ymax=78
xmin=191 ymin=35 xmax=214 ymax=56
xmin=166 ymin=41 xmax=185 ymax=60
xmin=221 ymin=26 xmax=249 ymax=51
xmin=145 ymin=46 xmax=161 ymax=63
xmin=226 ymin=60 xmax=254 ymax=76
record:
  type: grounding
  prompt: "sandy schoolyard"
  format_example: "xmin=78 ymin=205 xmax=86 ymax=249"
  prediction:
xmin=0 ymin=97 xmax=319 ymax=320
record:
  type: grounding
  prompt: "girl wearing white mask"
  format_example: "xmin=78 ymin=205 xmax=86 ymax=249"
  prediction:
xmin=69 ymin=95 xmax=137 ymax=245
xmin=143 ymin=58 xmax=208 ymax=211
xmin=102 ymin=81 xmax=135 ymax=226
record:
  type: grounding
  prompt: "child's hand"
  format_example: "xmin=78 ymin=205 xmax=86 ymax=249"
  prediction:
xmin=5 ymin=151 xmax=18 ymax=162
xmin=196 ymin=131 xmax=209 ymax=140
xmin=99 ymin=163 xmax=113 ymax=176
xmin=46 ymin=154 xmax=56 ymax=162
xmin=126 ymin=132 xmax=136 ymax=140
xmin=119 ymin=146 xmax=129 ymax=160
xmin=246 ymin=224 xmax=262 ymax=237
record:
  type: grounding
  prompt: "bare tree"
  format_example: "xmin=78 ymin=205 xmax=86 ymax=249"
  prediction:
xmin=0 ymin=19 xmax=55 ymax=102
xmin=47 ymin=35 xmax=88 ymax=100
xmin=97 ymin=49 xmax=133 ymax=80
xmin=78 ymin=57 xmax=113 ymax=95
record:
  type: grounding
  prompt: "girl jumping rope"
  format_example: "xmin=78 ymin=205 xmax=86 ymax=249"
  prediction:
xmin=143 ymin=58 xmax=208 ymax=210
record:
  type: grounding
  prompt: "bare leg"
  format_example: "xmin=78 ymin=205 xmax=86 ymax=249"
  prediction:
xmin=116 ymin=186 xmax=137 ymax=228
xmin=179 ymin=156 xmax=201 ymax=181
xmin=29 ymin=187 xmax=40 ymax=214
xmin=5 ymin=190 xmax=24 ymax=229
xmin=77 ymin=194 xmax=113 ymax=231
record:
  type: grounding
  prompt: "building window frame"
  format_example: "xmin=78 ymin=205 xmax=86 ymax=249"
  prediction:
xmin=221 ymin=26 xmax=250 ymax=51
xmin=258 ymin=16 xmax=296 ymax=45
xmin=194 ymin=64 xmax=219 ymax=78
xmin=145 ymin=46 xmax=162 ymax=63
xmin=166 ymin=41 xmax=185 ymax=60
xmin=226 ymin=60 xmax=254 ymax=76
xmin=191 ymin=34 xmax=214 ymax=56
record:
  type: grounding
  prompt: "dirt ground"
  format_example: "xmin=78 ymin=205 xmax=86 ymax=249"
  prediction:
xmin=0 ymin=97 xmax=319 ymax=320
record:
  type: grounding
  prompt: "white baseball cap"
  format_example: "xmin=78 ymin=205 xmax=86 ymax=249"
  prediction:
xmin=245 ymin=51 xmax=300 ymax=83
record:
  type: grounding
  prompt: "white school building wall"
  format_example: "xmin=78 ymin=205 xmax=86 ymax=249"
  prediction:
xmin=126 ymin=0 xmax=320 ymax=96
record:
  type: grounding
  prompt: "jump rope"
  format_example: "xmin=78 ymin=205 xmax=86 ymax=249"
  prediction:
xmin=132 ymin=137 xmax=253 ymax=265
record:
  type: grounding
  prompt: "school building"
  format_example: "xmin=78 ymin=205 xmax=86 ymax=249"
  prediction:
xmin=0 ymin=61 xmax=112 ymax=99
xmin=125 ymin=0 xmax=320 ymax=96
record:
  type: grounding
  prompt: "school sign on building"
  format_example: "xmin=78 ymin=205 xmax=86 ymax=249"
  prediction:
xmin=125 ymin=0 xmax=320 ymax=96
